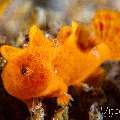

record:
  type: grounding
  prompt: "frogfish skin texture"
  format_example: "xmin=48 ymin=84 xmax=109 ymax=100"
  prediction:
xmin=1 ymin=10 xmax=120 ymax=106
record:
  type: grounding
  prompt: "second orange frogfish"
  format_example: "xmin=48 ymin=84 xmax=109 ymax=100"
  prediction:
xmin=1 ymin=10 xmax=120 ymax=106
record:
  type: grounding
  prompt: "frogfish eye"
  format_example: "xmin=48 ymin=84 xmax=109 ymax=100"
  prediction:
xmin=21 ymin=64 xmax=28 ymax=75
xmin=20 ymin=64 xmax=33 ymax=76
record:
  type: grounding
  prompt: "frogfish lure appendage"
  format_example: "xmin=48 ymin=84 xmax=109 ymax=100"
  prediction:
xmin=1 ymin=10 xmax=120 ymax=106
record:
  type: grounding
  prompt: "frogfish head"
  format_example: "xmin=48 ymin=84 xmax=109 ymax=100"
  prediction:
xmin=0 ymin=25 xmax=55 ymax=101
xmin=1 ymin=46 xmax=52 ymax=100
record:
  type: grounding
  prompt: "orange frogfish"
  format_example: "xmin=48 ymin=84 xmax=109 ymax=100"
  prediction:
xmin=1 ymin=10 xmax=120 ymax=106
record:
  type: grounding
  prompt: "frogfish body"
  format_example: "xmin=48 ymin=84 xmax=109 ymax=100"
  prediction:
xmin=1 ymin=10 xmax=120 ymax=106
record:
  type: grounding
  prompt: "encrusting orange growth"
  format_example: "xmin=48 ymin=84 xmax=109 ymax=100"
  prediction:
xmin=1 ymin=10 xmax=120 ymax=106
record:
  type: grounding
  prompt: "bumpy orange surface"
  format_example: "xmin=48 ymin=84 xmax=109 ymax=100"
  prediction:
xmin=1 ymin=10 xmax=120 ymax=106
